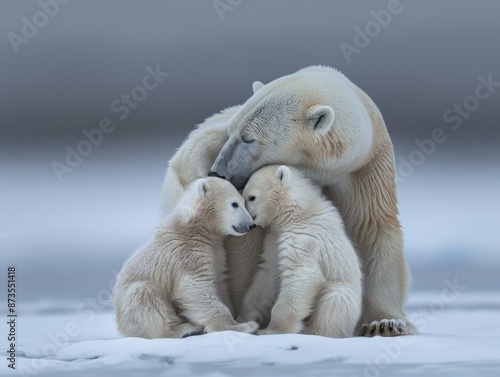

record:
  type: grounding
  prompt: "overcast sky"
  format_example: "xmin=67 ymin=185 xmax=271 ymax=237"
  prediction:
xmin=1 ymin=0 xmax=499 ymax=145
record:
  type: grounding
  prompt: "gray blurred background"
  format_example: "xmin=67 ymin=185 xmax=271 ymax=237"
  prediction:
xmin=1 ymin=1 xmax=499 ymax=304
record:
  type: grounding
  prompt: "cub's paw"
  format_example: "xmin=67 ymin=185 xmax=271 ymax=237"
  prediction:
xmin=226 ymin=321 xmax=259 ymax=334
xmin=256 ymin=328 xmax=282 ymax=335
xmin=179 ymin=323 xmax=204 ymax=338
xmin=182 ymin=326 xmax=205 ymax=338
xmin=359 ymin=319 xmax=415 ymax=337
xmin=236 ymin=308 xmax=266 ymax=326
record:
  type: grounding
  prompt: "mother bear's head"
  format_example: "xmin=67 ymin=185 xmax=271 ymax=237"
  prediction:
xmin=209 ymin=66 xmax=374 ymax=190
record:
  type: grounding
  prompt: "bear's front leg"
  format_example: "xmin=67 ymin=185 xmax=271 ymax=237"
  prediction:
xmin=236 ymin=241 xmax=277 ymax=327
xmin=326 ymin=170 xmax=416 ymax=337
xmin=356 ymin=225 xmax=417 ymax=337
xmin=259 ymin=267 xmax=323 ymax=335
xmin=236 ymin=265 xmax=276 ymax=328
xmin=225 ymin=227 xmax=264 ymax=313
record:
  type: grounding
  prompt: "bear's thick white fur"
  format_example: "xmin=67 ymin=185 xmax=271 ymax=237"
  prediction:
xmin=239 ymin=165 xmax=362 ymax=337
xmin=113 ymin=177 xmax=258 ymax=338
xmin=162 ymin=106 xmax=238 ymax=214
xmin=162 ymin=66 xmax=415 ymax=336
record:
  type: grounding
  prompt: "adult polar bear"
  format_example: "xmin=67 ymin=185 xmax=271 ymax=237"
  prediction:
xmin=163 ymin=66 xmax=415 ymax=336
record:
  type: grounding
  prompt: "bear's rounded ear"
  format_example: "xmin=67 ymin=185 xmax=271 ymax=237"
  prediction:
xmin=275 ymin=165 xmax=292 ymax=185
xmin=252 ymin=81 xmax=265 ymax=94
xmin=195 ymin=179 xmax=209 ymax=198
xmin=307 ymin=105 xmax=335 ymax=135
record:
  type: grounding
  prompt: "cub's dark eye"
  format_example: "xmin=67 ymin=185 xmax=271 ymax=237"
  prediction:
xmin=241 ymin=135 xmax=255 ymax=144
xmin=232 ymin=202 xmax=239 ymax=208
xmin=249 ymin=196 xmax=256 ymax=202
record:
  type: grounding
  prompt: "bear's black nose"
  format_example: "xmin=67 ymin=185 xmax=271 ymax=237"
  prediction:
xmin=208 ymin=171 xmax=225 ymax=180
xmin=249 ymin=224 xmax=257 ymax=231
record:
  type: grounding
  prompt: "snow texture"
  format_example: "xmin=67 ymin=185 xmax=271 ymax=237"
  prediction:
xmin=1 ymin=292 xmax=499 ymax=377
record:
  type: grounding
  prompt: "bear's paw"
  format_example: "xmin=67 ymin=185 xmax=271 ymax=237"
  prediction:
xmin=359 ymin=319 xmax=416 ymax=337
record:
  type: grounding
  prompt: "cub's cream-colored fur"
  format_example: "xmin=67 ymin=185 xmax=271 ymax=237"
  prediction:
xmin=113 ymin=177 xmax=258 ymax=338
xmin=238 ymin=165 xmax=362 ymax=337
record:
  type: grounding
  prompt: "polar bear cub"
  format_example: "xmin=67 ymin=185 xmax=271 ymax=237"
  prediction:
xmin=239 ymin=165 xmax=362 ymax=337
xmin=112 ymin=177 xmax=259 ymax=338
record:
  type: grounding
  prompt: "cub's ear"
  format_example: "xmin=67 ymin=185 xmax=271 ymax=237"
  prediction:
xmin=194 ymin=179 xmax=209 ymax=198
xmin=275 ymin=165 xmax=292 ymax=185
xmin=307 ymin=105 xmax=335 ymax=135
xmin=252 ymin=81 xmax=265 ymax=94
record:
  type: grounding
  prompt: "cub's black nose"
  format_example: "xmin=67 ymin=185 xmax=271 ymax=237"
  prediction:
xmin=208 ymin=171 xmax=225 ymax=180
xmin=249 ymin=224 xmax=257 ymax=231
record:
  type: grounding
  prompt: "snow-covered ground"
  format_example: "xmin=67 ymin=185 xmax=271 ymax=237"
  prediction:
xmin=1 ymin=140 xmax=499 ymax=376
xmin=1 ymin=292 xmax=499 ymax=376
